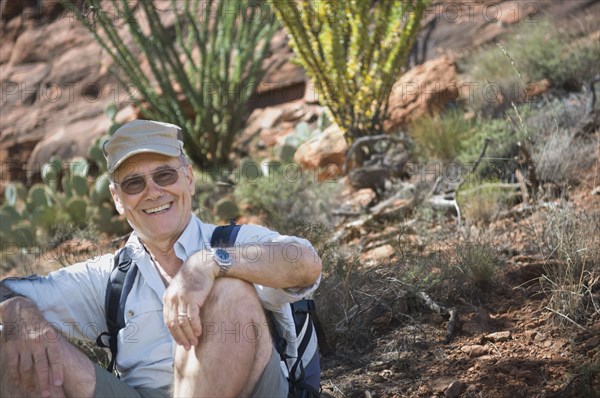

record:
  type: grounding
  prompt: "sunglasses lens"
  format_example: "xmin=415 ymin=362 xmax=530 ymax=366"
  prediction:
xmin=118 ymin=167 xmax=181 ymax=195
xmin=120 ymin=177 xmax=146 ymax=195
xmin=153 ymin=169 xmax=179 ymax=187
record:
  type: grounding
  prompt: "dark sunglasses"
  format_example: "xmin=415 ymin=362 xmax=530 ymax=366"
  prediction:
xmin=114 ymin=165 xmax=186 ymax=195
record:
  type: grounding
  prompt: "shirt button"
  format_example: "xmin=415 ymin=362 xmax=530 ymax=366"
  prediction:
xmin=128 ymin=310 xmax=135 ymax=317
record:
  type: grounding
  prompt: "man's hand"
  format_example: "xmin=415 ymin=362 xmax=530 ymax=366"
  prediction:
xmin=1 ymin=297 xmax=65 ymax=398
xmin=162 ymin=251 xmax=219 ymax=350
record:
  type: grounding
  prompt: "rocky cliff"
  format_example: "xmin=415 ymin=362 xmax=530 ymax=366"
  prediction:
xmin=1 ymin=0 xmax=597 ymax=189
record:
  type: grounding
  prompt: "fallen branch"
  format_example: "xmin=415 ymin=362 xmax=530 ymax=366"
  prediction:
xmin=428 ymin=195 xmax=459 ymax=214
xmin=446 ymin=308 xmax=459 ymax=344
xmin=544 ymin=306 xmax=588 ymax=331
xmin=417 ymin=291 xmax=445 ymax=314
xmin=343 ymin=134 xmax=406 ymax=173
xmin=456 ymin=138 xmax=491 ymax=193
xmin=416 ymin=291 xmax=459 ymax=343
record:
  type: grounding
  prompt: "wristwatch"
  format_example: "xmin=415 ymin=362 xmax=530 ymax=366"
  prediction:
xmin=211 ymin=248 xmax=232 ymax=277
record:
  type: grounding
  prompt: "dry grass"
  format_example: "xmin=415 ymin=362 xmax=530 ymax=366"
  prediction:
xmin=537 ymin=206 xmax=600 ymax=328
xmin=457 ymin=182 xmax=518 ymax=225
xmin=533 ymin=129 xmax=593 ymax=187
xmin=408 ymin=108 xmax=473 ymax=162
xmin=453 ymin=240 xmax=501 ymax=290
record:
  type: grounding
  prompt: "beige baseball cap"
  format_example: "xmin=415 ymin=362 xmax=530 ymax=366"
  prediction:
xmin=103 ymin=120 xmax=184 ymax=174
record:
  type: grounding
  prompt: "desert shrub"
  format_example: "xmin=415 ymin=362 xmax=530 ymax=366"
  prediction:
xmin=460 ymin=116 xmax=520 ymax=160
xmin=452 ymin=241 xmax=501 ymax=289
xmin=315 ymin=259 xmax=425 ymax=352
xmin=537 ymin=206 xmax=600 ymax=328
xmin=65 ymin=0 xmax=278 ymax=169
xmin=571 ymin=362 xmax=600 ymax=398
xmin=532 ymin=129 xmax=593 ymax=187
xmin=462 ymin=18 xmax=600 ymax=113
xmin=233 ymin=163 xmax=340 ymax=236
xmin=524 ymin=93 xmax=592 ymax=136
xmin=409 ymin=108 xmax=472 ymax=162
xmin=525 ymin=94 xmax=596 ymax=187
xmin=457 ymin=180 xmax=519 ymax=225
xmin=271 ymin=0 xmax=428 ymax=168
xmin=399 ymin=250 xmax=448 ymax=293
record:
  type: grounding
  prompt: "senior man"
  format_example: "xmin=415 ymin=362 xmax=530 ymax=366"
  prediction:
xmin=0 ymin=120 xmax=322 ymax=397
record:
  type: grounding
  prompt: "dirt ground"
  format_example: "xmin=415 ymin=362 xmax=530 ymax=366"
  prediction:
xmin=318 ymin=160 xmax=600 ymax=398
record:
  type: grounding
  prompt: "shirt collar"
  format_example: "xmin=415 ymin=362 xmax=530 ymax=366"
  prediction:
xmin=173 ymin=214 xmax=204 ymax=261
xmin=124 ymin=214 xmax=209 ymax=262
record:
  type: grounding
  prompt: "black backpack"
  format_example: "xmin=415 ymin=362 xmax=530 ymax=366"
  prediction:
xmin=97 ymin=223 xmax=325 ymax=397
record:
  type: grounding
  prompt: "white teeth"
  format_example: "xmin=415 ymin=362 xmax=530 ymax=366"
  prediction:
xmin=144 ymin=203 xmax=170 ymax=214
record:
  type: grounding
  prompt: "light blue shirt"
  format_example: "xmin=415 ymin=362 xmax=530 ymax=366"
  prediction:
xmin=3 ymin=214 xmax=320 ymax=389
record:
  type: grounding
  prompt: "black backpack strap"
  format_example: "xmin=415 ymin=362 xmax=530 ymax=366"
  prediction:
xmin=209 ymin=222 xmax=321 ymax=398
xmin=210 ymin=220 xmax=241 ymax=248
xmin=289 ymin=301 xmax=314 ymax=379
xmin=287 ymin=300 xmax=321 ymax=398
xmin=96 ymin=246 xmax=137 ymax=374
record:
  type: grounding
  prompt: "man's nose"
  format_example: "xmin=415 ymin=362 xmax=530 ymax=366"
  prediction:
xmin=143 ymin=176 xmax=164 ymax=198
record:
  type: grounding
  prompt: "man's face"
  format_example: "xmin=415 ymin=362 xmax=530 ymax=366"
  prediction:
xmin=109 ymin=152 xmax=195 ymax=245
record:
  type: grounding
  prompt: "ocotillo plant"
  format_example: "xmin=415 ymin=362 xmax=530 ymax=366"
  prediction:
xmin=64 ymin=0 xmax=278 ymax=169
xmin=272 ymin=0 xmax=428 ymax=160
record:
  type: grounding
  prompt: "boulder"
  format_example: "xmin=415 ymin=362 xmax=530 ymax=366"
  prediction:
xmin=27 ymin=115 xmax=112 ymax=170
xmin=44 ymin=43 xmax=101 ymax=85
xmin=461 ymin=344 xmax=489 ymax=358
xmin=444 ymin=380 xmax=466 ymax=398
xmin=9 ymin=28 xmax=50 ymax=65
xmin=484 ymin=331 xmax=512 ymax=343
xmin=385 ymin=55 xmax=458 ymax=131
xmin=293 ymin=123 xmax=347 ymax=181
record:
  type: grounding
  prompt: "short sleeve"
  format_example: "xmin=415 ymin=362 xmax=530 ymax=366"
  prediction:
xmin=234 ymin=225 xmax=322 ymax=310
xmin=1 ymin=254 xmax=114 ymax=342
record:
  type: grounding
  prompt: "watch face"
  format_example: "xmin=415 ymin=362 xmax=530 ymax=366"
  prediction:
xmin=213 ymin=248 xmax=231 ymax=264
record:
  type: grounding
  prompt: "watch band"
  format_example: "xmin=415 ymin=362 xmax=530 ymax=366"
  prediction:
xmin=217 ymin=262 xmax=232 ymax=277
xmin=211 ymin=248 xmax=232 ymax=277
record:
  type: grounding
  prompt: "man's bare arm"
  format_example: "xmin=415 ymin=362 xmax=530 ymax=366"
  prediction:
xmin=163 ymin=242 xmax=322 ymax=349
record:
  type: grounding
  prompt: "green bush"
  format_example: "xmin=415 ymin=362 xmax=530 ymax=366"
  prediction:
xmin=409 ymin=108 xmax=472 ymax=162
xmin=271 ymin=0 xmax=428 ymax=149
xmin=65 ymin=0 xmax=278 ymax=169
xmin=234 ymin=163 xmax=339 ymax=236
xmin=462 ymin=18 xmax=600 ymax=112
xmin=456 ymin=180 xmax=519 ymax=225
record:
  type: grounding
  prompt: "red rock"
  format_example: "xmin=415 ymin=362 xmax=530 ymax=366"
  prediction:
xmin=385 ymin=55 xmax=458 ymax=131
xmin=9 ymin=28 xmax=49 ymax=65
xmin=8 ymin=62 xmax=50 ymax=85
xmin=484 ymin=331 xmax=512 ymax=343
xmin=294 ymin=123 xmax=347 ymax=181
xmin=44 ymin=43 xmax=101 ymax=85
xmin=461 ymin=345 xmax=489 ymax=358
xmin=444 ymin=380 xmax=465 ymax=398
xmin=27 ymin=115 xmax=111 ymax=168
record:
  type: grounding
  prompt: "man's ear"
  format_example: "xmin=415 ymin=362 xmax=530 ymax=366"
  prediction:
xmin=110 ymin=184 xmax=125 ymax=215
xmin=184 ymin=164 xmax=195 ymax=195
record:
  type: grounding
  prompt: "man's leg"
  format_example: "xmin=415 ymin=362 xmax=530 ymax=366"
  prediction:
xmin=173 ymin=278 xmax=275 ymax=397
xmin=0 ymin=328 xmax=97 ymax=398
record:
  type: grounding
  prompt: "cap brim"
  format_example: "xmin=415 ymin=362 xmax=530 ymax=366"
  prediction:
xmin=109 ymin=145 xmax=182 ymax=174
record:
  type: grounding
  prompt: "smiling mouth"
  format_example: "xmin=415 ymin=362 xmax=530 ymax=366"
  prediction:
xmin=143 ymin=202 xmax=172 ymax=215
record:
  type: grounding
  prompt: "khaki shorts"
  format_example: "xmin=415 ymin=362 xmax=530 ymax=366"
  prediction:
xmin=93 ymin=347 xmax=288 ymax=397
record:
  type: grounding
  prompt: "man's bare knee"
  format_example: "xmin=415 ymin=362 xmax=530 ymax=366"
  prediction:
xmin=205 ymin=278 xmax=262 ymax=313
